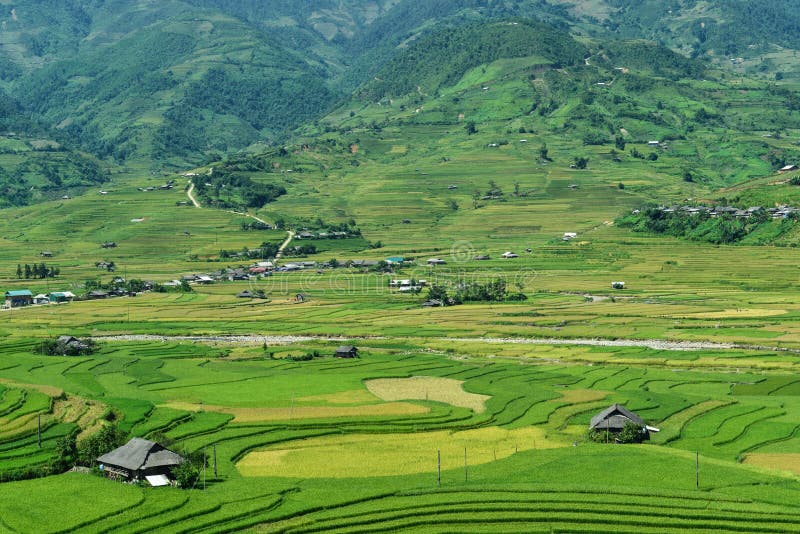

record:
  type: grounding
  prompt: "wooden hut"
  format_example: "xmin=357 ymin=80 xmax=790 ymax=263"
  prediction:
xmin=97 ymin=438 xmax=184 ymax=484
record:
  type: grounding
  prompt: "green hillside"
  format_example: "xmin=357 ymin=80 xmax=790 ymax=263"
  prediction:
xmin=360 ymin=20 xmax=586 ymax=99
xmin=0 ymin=0 xmax=798 ymax=200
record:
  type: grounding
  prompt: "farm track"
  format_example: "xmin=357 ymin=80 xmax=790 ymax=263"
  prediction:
xmin=186 ymin=179 xmax=293 ymax=260
xmin=186 ymin=182 xmax=201 ymax=208
xmin=91 ymin=333 xmax=800 ymax=354
xmin=276 ymin=230 xmax=295 ymax=259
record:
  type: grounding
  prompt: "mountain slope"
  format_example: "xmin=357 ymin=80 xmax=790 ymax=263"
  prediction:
xmin=10 ymin=6 xmax=338 ymax=165
xmin=0 ymin=1 xmax=799 ymax=207
xmin=360 ymin=20 xmax=586 ymax=100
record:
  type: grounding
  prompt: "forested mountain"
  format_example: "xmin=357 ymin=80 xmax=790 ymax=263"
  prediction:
xmin=2 ymin=1 xmax=339 ymax=165
xmin=569 ymin=0 xmax=800 ymax=57
xmin=359 ymin=20 xmax=586 ymax=100
xmin=0 ymin=0 xmax=798 ymax=206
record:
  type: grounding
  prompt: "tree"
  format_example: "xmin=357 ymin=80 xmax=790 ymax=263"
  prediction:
xmin=465 ymin=121 xmax=477 ymax=135
xmin=574 ymin=156 xmax=589 ymax=169
xmin=171 ymin=460 xmax=200 ymax=488
xmin=15 ymin=264 xmax=21 ymax=279
xmin=513 ymin=181 xmax=520 ymax=197
xmin=426 ymin=285 xmax=450 ymax=305
xmin=614 ymin=135 xmax=626 ymax=151
xmin=538 ymin=143 xmax=549 ymax=161
xmin=618 ymin=422 xmax=646 ymax=444
xmin=52 ymin=434 xmax=78 ymax=472
xmin=24 ymin=264 xmax=31 ymax=279
xmin=447 ymin=199 xmax=459 ymax=211
xmin=78 ymin=424 xmax=125 ymax=466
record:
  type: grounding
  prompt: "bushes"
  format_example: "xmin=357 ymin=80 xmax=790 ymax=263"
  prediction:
xmin=589 ymin=422 xmax=646 ymax=444
xmin=171 ymin=460 xmax=200 ymax=489
xmin=618 ymin=422 xmax=647 ymax=443
xmin=38 ymin=337 xmax=98 ymax=357
xmin=171 ymin=448 xmax=209 ymax=489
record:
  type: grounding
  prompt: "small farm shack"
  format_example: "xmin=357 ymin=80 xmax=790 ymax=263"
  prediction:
xmin=97 ymin=438 xmax=184 ymax=483
xmin=590 ymin=404 xmax=658 ymax=442
xmin=49 ymin=291 xmax=75 ymax=303
xmin=335 ymin=345 xmax=359 ymax=358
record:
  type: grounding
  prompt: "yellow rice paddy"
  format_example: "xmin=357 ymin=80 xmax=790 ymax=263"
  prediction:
xmin=365 ymin=376 xmax=491 ymax=412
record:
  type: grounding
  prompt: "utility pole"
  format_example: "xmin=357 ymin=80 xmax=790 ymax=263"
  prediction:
xmin=213 ymin=444 xmax=217 ymax=478
xmin=696 ymin=451 xmax=699 ymax=489
xmin=203 ymin=446 xmax=207 ymax=491
xmin=437 ymin=450 xmax=441 ymax=486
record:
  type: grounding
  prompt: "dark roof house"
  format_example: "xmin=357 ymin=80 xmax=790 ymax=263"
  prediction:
xmin=97 ymin=438 xmax=184 ymax=482
xmin=335 ymin=345 xmax=359 ymax=358
xmin=56 ymin=335 xmax=89 ymax=352
xmin=590 ymin=404 xmax=646 ymax=433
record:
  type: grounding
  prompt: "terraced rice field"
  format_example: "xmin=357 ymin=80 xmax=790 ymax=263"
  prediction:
xmin=237 ymin=426 xmax=559 ymax=478
xmin=0 ymin=336 xmax=799 ymax=531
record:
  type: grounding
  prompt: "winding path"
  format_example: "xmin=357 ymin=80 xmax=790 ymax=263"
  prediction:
xmin=186 ymin=182 xmax=201 ymax=208
xmin=185 ymin=179 xmax=292 ymax=260
xmin=276 ymin=230 xmax=295 ymax=259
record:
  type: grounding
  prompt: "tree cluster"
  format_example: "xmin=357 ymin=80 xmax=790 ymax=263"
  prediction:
xmin=16 ymin=263 xmax=59 ymax=279
xmin=219 ymin=242 xmax=280 ymax=260
xmin=192 ymin=170 xmax=287 ymax=210
xmin=38 ymin=337 xmax=98 ymax=357
xmin=617 ymin=205 xmax=797 ymax=245
xmin=426 ymin=278 xmax=526 ymax=306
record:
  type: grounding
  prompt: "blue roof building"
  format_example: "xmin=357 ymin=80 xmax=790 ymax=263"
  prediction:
xmin=4 ymin=290 xmax=33 ymax=307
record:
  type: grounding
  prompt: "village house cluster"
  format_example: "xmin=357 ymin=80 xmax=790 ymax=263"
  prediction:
xmin=645 ymin=204 xmax=799 ymax=219
xmin=3 ymin=290 xmax=75 ymax=309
